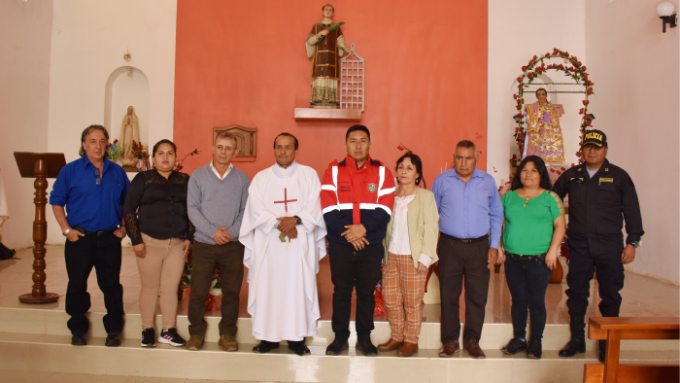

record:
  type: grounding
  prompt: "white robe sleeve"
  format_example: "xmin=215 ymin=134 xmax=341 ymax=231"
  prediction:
xmin=239 ymin=170 xmax=279 ymax=269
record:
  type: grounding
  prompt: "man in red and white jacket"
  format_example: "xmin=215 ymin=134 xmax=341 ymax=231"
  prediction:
xmin=320 ymin=125 xmax=395 ymax=356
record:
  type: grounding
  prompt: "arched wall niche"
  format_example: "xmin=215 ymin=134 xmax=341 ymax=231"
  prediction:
xmin=509 ymin=71 xmax=583 ymax=168
xmin=104 ymin=67 xmax=150 ymax=150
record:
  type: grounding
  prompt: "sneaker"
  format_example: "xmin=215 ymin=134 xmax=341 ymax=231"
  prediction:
xmin=141 ymin=328 xmax=156 ymax=348
xmin=502 ymin=338 xmax=527 ymax=355
xmin=158 ymin=328 xmax=186 ymax=347
xmin=527 ymin=340 xmax=542 ymax=359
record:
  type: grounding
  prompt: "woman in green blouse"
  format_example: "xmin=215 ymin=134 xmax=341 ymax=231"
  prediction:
xmin=498 ymin=155 xmax=566 ymax=359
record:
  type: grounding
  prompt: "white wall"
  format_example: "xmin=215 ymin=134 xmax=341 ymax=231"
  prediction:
xmin=585 ymin=0 xmax=679 ymax=285
xmin=0 ymin=0 xmax=54 ymax=249
xmin=487 ymin=0 xmax=587 ymax=185
xmin=45 ymin=0 xmax=178 ymax=244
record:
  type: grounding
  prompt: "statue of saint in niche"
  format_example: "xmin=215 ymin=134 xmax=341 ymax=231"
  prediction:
xmin=523 ymin=88 xmax=565 ymax=163
xmin=119 ymin=106 xmax=140 ymax=166
xmin=306 ymin=4 xmax=349 ymax=108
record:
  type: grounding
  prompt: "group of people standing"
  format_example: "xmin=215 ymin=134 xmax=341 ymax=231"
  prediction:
xmin=50 ymin=122 xmax=642 ymax=362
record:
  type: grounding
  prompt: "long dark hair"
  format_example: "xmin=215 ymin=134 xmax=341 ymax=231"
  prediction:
xmin=511 ymin=155 xmax=552 ymax=191
xmin=396 ymin=151 xmax=426 ymax=189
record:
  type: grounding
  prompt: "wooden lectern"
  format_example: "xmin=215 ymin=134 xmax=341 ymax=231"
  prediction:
xmin=14 ymin=152 xmax=66 ymax=304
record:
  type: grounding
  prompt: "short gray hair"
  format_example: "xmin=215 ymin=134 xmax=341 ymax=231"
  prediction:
xmin=79 ymin=125 xmax=109 ymax=157
xmin=214 ymin=131 xmax=236 ymax=145
xmin=455 ymin=140 xmax=478 ymax=159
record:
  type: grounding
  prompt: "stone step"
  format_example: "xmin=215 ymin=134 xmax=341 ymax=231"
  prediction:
xmin=0 ymin=332 xmax=677 ymax=383
xmin=1 ymin=307 xmax=677 ymax=352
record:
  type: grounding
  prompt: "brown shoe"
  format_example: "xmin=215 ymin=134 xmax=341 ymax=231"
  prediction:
xmin=186 ymin=335 xmax=204 ymax=351
xmin=377 ymin=339 xmax=403 ymax=352
xmin=438 ymin=340 xmax=460 ymax=357
xmin=219 ymin=334 xmax=238 ymax=352
xmin=396 ymin=342 xmax=418 ymax=357
xmin=464 ymin=339 xmax=486 ymax=359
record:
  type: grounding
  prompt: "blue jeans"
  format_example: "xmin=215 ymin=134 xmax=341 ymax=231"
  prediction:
xmin=504 ymin=253 xmax=552 ymax=341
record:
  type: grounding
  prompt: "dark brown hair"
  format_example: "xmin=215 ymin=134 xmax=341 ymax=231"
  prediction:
xmin=152 ymin=139 xmax=177 ymax=157
xmin=396 ymin=151 xmax=426 ymax=189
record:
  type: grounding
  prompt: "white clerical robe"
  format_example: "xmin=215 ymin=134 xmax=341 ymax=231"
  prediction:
xmin=239 ymin=161 xmax=327 ymax=342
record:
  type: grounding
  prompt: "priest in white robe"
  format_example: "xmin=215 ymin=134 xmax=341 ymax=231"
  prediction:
xmin=239 ymin=133 xmax=327 ymax=356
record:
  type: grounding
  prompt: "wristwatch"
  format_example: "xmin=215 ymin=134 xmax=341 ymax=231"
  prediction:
xmin=294 ymin=215 xmax=302 ymax=225
xmin=62 ymin=227 xmax=72 ymax=237
xmin=630 ymin=241 xmax=640 ymax=249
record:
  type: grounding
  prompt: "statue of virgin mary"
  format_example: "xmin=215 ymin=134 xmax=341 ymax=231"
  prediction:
xmin=119 ymin=106 xmax=140 ymax=166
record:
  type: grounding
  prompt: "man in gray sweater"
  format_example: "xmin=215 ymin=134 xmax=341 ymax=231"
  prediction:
xmin=186 ymin=131 xmax=250 ymax=352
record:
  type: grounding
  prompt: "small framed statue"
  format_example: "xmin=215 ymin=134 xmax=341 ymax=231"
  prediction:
xmin=213 ymin=125 xmax=257 ymax=159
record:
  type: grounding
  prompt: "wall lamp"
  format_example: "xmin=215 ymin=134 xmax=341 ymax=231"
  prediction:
xmin=657 ymin=1 xmax=677 ymax=33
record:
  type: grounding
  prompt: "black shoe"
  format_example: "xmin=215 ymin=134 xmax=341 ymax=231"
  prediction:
xmin=527 ymin=340 xmax=542 ymax=359
xmin=105 ymin=333 xmax=121 ymax=347
xmin=288 ymin=340 xmax=311 ymax=356
xmin=158 ymin=328 xmax=186 ymax=347
xmin=558 ymin=338 xmax=586 ymax=357
xmin=598 ymin=340 xmax=606 ymax=362
xmin=356 ymin=337 xmax=378 ymax=356
xmin=325 ymin=336 xmax=349 ymax=355
xmin=71 ymin=334 xmax=87 ymax=346
xmin=502 ymin=338 xmax=527 ymax=355
xmin=141 ymin=328 xmax=156 ymax=348
xmin=252 ymin=340 xmax=280 ymax=353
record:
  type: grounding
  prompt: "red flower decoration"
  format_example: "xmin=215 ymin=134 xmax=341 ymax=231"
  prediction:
xmin=579 ymin=108 xmax=584 ymax=114
xmin=517 ymin=76 xmax=523 ymax=82
xmin=528 ymin=73 xmax=533 ymax=78
xmin=587 ymin=88 xmax=593 ymax=95
xmin=518 ymin=133 xmax=524 ymax=138
xmin=576 ymin=151 xmax=582 ymax=157
xmin=516 ymin=105 xmax=522 ymax=110
xmin=550 ymin=168 xmax=555 ymax=173
xmin=513 ymin=94 xmax=517 ymax=99
xmin=586 ymin=120 xmax=592 ymax=126
xmin=582 ymin=66 xmax=587 ymax=71
xmin=521 ymin=66 xmax=527 ymax=71
xmin=533 ymin=55 xmax=538 ymax=60
xmin=583 ymin=100 xmax=590 ymax=105
xmin=397 ymin=145 xmax=405 ymax=151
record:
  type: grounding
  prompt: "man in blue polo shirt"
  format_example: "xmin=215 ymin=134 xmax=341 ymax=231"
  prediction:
xmin=432 ymin=140 xmax=503 ymax=359
xmin=50 ymin=125 xmax=130 ymax=347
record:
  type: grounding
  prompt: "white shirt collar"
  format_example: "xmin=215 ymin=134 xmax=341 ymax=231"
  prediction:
xmin=210 ymin=161 xmax=234 ymax=180
xmin=272 ymin=161 xmax=298 ymax=179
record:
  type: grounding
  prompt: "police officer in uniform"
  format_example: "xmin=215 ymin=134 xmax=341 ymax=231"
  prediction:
xmin=552 ymin=129 xmax=643 ymax=362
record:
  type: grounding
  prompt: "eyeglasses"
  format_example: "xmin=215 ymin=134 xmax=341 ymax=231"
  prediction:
xmin=94 ymin=168 xmax=101 ymax=186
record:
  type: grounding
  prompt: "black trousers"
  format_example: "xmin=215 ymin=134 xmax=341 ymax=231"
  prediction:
xmin=188 ymin=241 xmax=244 ymax=337
xmin=328 ymin=241 xmax=383 ymax=340
xmin=504 ymin=254 xmax=552 ymax=341
xmin=438 ymin=235 xmax=490 ymax=345
xmin=565 ymin=238 xmax=624 ymax=338
xmin=64 ymin=232 xmax=124 ymax=336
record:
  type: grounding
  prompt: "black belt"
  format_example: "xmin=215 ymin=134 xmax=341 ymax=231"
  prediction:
xmin=506 ymin=252 xmax=546 ymax=262
xmin=73 ymin=226 xmax=115 ymax=237
xmin=440 ymin=232 xmax=489 ymax=244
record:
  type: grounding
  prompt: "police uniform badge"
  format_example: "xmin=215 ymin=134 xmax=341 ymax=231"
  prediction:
xmin=367 ymin=183 xmax=377 ymax=193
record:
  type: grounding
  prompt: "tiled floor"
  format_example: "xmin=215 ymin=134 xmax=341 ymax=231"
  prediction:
xmin=0 ymin=245 xmax=678 ymax=324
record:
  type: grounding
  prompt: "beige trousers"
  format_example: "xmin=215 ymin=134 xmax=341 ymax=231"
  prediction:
xmin=136 ymin=233 xmax=185 ymax=329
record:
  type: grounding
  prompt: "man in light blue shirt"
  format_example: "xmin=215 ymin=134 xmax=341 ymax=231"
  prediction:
xmin=432 ymin=140 xmax=503 ymax=359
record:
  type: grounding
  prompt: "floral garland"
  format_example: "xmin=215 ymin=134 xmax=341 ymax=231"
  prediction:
xmin=512 ymin=48 xmax=594 ymax=165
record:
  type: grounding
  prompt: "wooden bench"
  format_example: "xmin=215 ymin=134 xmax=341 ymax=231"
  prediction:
xmin=584 ymin=317 xmax=679 ymax=383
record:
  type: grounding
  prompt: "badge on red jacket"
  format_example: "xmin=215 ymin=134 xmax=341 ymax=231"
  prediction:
xmin=367 ymin=183 xmax=377 ymax=193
